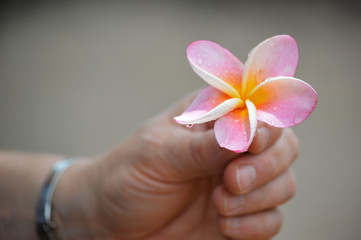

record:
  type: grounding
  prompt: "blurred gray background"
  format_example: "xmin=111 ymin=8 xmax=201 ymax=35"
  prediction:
xmin=1 ymin=0 xmax=360 ymax=239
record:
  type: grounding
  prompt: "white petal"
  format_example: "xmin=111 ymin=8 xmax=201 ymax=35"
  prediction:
xmin=245 ymin=99 xmax=257 ymax=145
xmin=175 ymin=97 xmax=243 ymax=124
xmin=189 ymin=60 xmax=240 ymax=98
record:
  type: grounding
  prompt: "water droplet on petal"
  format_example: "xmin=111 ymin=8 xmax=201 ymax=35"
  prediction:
xmin=243 ymin=131 xmax=247 ymax=135
xmin=198 ymin=59 xmax=203 ymax=64
xmin=272 ymin=106 xmax=277 ymax=111
xmin=294 ymin=111 xmax=305 ymax=125
xmin=185 ymin=124 xmax=193 ymax=128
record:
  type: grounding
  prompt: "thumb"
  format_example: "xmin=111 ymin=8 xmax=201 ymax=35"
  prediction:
xmin=177 ymin=129 xmax=240 ymax=179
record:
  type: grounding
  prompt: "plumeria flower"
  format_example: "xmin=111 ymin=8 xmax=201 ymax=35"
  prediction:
xmin=174 ymin=35 xmax=317 ymax=152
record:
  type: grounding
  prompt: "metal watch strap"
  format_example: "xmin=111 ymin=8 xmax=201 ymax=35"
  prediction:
xmin=36 ymin=158 xmax=78 ymax=240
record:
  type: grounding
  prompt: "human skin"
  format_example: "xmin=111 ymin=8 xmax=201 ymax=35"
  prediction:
xmin=0 ymin=93 xmax=298 ymax=240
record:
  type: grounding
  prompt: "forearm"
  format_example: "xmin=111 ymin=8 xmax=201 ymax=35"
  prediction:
xmin=0 ymin=151 xmax=63 ymax=239
xmin=0 ymin=151 xmax=111 ymax=240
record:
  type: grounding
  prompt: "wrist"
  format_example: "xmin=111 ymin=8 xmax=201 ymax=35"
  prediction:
xmin=51 ymin=158 xmax=109 ymax=240
xmin=0 ymin=152 xmax=63 ymax=240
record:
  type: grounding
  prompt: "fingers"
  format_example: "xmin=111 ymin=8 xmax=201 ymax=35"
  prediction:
xmin=223 ymin=128 xmax=299 ymax=195
xmin=248 ymin=123 xmax=283 ymax=154
xmin=213 ymin=170 xmax=296 ymax=217
xmin=182 ymin=130 xmax=240 ymax=177
xmin=218 ymin=209 xmax=283 ymax=240
xmin=213 ymin=130 xmax=297 ymax=239
xmin=181 ymin=122 xmax=286 ymax=178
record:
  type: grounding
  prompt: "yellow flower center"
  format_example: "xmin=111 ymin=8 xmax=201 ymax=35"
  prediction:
xmin=237 ymin=98 xmax=245 ymax=110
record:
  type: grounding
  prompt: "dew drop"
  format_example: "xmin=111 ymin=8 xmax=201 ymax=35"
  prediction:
xmin=294 ymin=111 xmax=305 ymax=125
xmin=272 ymin=106 xmax=277 ymax=111
xmin=198 ymin=58 xmax=203 ymax=64
xmin=243 ymin=131 xmax=247 ymax=135
xmin=185 ymin=124 xmax=193 ymax=128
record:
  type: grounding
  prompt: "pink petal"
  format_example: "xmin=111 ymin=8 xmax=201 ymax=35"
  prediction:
xmin=187 ymin=40 xmax=244 ymax=97
xmin=248 ymin=77 xmax=317 ymax=127
xmin=174 ymin=86 xmax=243 ymax=125
xmin=241 ymin=35 xmax=299 ymax=96
xmin=214 ymin=100 xmax=257 ymax=152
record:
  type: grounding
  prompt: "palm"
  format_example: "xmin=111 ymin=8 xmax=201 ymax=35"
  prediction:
xmin=100 ymin=117 xmax=227 ymax=240
xmin=143 ymin=176 xmax=224 ymax=240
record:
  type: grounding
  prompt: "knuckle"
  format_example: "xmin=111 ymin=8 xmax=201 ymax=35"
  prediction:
xmin=262 ymin=151 xmax=279 ymax=179
xmin=248 ymin=210 xmax=283 ymax=240
xmin=190 ymin=135 xmax=207 ymax=171
xmin=212 ymin=186 xmax=228 ymax=216
xmin=271 ymin=210 xmax=283 ymax=237
xmin=217 ymin=215 xmax=228 ymax=233
xmin=286 ymin=129 xmax=300 ymax=161
xmin=270 ymin=126 xmax=283 ymax=143
xmin=286 ymin=171 xmax=297 ymax=200
xmin=137 ymin=129 xmax=162 ymax=160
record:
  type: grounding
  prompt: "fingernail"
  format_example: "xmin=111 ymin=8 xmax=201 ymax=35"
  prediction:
xmin=236 ymin=165 xmax=256 ymax=193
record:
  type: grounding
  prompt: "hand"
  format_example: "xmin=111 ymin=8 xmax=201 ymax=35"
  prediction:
xmin=53 ymin=93 xmax=299 ymax=240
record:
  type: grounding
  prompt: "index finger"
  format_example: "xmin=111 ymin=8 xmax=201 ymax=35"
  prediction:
xmin=248 ymin=122 xmax=283 ymax=154
xmin=223 ymin=128 xmax=299 ymax=195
